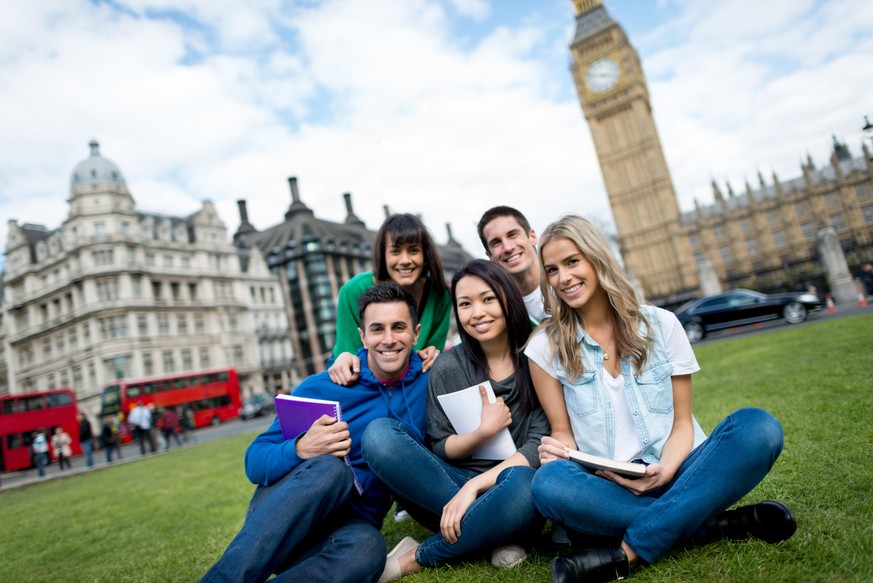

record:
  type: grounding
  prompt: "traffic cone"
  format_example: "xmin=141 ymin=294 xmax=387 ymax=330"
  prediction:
xmin=858 ymin=288 xmax=869 ymax=308
xmin=826 ymin=294 xmax=836 ymax=313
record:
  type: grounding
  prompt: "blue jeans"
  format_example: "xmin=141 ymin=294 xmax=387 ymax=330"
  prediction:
xmin=362 ymin=418 xmax=542 ymax=567
xmin=531 ymin=408 xmax=783 ymax=564
xmin=201 ymin=455 xmax=386 ymax=583
xmin=82 ymin=438 xmax=94 ymax=467
xmin=35 ymin=451 xmax=47 ymax=477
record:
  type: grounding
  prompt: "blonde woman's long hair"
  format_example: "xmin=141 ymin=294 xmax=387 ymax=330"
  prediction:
xmin=538 ymin=215 xmax=652 ymax=380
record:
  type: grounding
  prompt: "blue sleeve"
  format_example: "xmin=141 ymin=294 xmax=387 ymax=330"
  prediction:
xmin=243 ymin=417 xmax=305 ymax=486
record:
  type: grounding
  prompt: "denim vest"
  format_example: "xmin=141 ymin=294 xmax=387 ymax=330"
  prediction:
xmin=555 ymin=306 xmax=707 ymax=463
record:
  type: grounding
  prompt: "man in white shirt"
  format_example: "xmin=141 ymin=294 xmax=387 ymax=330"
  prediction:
xmin=128 ymin=401 xmax=157 ymax=455
xmin=477 ymin=206 xmax=548 ymax=324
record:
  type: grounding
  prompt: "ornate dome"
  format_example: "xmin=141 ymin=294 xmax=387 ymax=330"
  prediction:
xmin=70 ymin=139 xmax=126 ymax=188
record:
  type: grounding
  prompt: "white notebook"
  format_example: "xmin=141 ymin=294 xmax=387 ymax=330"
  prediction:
xmin=436 ymin=381 xmax=517 ymax=460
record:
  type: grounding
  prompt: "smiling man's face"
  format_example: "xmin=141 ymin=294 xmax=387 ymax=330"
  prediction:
xmin=359 ymin=301 xmax=420 ymax=380
xmin=482 ymin=215 xmax=538 ymax=279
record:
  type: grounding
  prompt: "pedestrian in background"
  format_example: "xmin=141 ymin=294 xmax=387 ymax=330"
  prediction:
xmin=32 ymin=429 xmax=49 ymax=477
xmin=160 ymin=406 xmax=182 ymax=450
xmin=52 ymin=427 xmax=73 ymax=471
xmin=78 ymin=412 xmax=95 ymax=468
xmin=860 ymin=263 xmax=873 ymax=297
xmin=101 ymin=416 xmax=120 ymax=463
xmin=128 ymin=401 xmax=157 ymax=455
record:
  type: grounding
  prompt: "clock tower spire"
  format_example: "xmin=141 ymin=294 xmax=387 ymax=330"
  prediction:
xmin=568 ymin=1 xmax=697 ymax=303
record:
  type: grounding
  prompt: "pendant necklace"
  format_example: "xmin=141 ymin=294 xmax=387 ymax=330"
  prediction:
xmin=601 ymin=327 xmax=615 ymax=361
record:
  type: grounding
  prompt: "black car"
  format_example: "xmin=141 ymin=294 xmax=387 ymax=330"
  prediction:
xmin=674 ymin=289 xmax=823 ymax=343
xmin=239 ymin=393 xmax=276 ymax=420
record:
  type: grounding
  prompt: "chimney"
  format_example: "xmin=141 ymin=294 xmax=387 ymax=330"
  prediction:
xmin=237 ymin=200 xmax=250 ymax=224
xmin=343 ymin=192 xmax=365 ymax=227
xmin=383 ymin=205 xmax=391 ymax=219
xmin=284 ymin=176 xmax=312 ymax=219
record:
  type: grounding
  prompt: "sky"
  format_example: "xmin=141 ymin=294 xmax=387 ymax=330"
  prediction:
xmin=1 ymin=0 xmax=872 ymax=272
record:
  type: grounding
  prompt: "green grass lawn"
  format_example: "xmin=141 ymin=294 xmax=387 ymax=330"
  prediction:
xmin=2 ymin=313 xmax=872 ymax=582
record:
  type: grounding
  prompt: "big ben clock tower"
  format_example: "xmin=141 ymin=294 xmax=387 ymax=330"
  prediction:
xmin=569 ymin=0 xmax=697 ymax=302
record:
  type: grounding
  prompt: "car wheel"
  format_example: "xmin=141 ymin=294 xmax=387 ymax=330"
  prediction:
xmin=684 ymin=321 xmax=704 ymax=343
xmin=783 ymin=302 xmax=807 ymax=324
xmin=210 ymin=416 xmax=221 ymax=426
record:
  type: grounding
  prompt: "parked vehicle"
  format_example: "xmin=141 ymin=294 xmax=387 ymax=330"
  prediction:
xmin=674 ymin=289 xmax=823 ymax=343
xmin=239 ymin=393 xmax=276 ymax=421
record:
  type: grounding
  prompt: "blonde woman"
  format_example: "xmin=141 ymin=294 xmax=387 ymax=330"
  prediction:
xmin=525 ymin=215 xmax=795 ymax=583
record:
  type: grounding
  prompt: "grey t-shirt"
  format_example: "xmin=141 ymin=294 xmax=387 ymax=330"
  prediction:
xmin=426 ymin=347 xmax=550 ymax=474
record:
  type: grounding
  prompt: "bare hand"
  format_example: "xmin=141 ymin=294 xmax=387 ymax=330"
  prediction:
xmin=477 ymin=385 xmax=511 ymax=439
xmin=440 ymin=482 xmax=478 ymax=544
xmin=417 ymin=346 xmax=440 ymax=372
xmin=538 ymin=435 xmax=571 ymax=465
xmin=598 ymin=463 xmax=670 ymax=495
xmin=295 ymin=415 xmax=351 ymax=459
xmin=328 ymin=352 xmax=360 ymax=386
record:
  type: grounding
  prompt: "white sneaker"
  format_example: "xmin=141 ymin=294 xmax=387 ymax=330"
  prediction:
xmin=393 ymin=508 xmax=411 ymax=523
xmin=490 ymin=544 xmax=527 ymax=569
xmin=379 ymin=536 xmax=419 ymax=583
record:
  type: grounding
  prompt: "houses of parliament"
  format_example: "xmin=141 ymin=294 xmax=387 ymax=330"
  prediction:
xmin=569 ymin=0 xmax=873 ymax=306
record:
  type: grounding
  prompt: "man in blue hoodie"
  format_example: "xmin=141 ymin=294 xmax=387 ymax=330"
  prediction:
xmin=202 ymin=283 xmax=429 ymax=583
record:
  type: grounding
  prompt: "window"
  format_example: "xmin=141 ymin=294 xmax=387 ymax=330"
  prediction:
xmin=163 ymin=254 xmax=174 ymax=267
xmin=199 ymin=347 xmax=210 ymax=368
xmin=145 ymin=253 xmax=155 ymax=266
xmin=99 ymin=316 xmax=127 ymax=339
xmin=719 ymin=245 xmax=732 ymax=263
xmin=94 ymin=222 xmax=106 ymax=237
xmin=856 ymin=184 xmax=872 ymax=200
xmin=862 ymin=203 xmax=873 ymax=224
xmin=740 ymin=220 xmax=753 ymax=232
xmin=228 ymin=314 xmax=238 ymax=331
xmin=177 ymin=314 xmax=188 ymax=335
xmin=68 ymin=329 xmax=78 ymax=350
xmin=772 ymin=230 xmax=786 ymax=248
xmin=126 ymin=246 xmax=136 ymax=263
xmin=92 ymin=249 xmax=114 ymax=266
xmin=825 ymin=193 xmax=839 ymax=208
xmin=188 ymin=283 xmax=197 ymax=300
xmin=132 ymin=276 xmax=142 ymax=297
xmin=801 ymin=221 xmax=815 ymax=239
xmin=152 ymin=281 xmax=162 ymax=299
xmin=163 ymin=350 xmax=175 ymax=374
xmin=143 ymin=352 xmax=153 ymax=376
xmin=795 ymin=203 xmax=808 ymax=216
xmin=43 ymin=339 xmax=52 ymax=359
xmin=157 ymin=314 xmax=170 ymax=336
xmin=181 ymin=256 xmax=190 ymax=268
xmin=713 ymin=227 xmax=724 ymax=240
xmin=233 ymin=345 xmax=244 ymax=366
xmin=831 ymin=214 xmax=846 ymax=231
xmin=137 ymin=315 xmax=148 ymax=336
xmin=82 ymin=323 xmax=91 ymax=343
xmin=97 ymin=278 xmax=119 ymax=301
xmin=121 ymin=221 xmax=130 ymax=236
xmin=194 ymin=314 xmax=205 ymax=334
xmin=171 ymin=282 xmax=181 ymax=301
xmin=55 ymin=334 xmax=65 ymax=354
xmin=767 ymin=211 xmax=780 ymax=224
xmin=181 ymin=349 xmax=192 ymax=370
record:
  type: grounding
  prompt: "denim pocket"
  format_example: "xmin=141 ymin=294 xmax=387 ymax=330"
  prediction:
xmin=564 ymin=371 xmax=598 ymax=417
xmin=634 ymin=361 xmax=674 ymax=414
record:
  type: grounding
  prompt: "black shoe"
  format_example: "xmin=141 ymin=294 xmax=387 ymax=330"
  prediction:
xmin=551 ymin=543 xmax=630 ymax=583
xmin=701 ymin=501 xmax=797 ymax=544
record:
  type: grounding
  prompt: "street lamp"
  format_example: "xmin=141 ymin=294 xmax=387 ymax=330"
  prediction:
xmin=864 ymin=116 xmax=873 ymax=158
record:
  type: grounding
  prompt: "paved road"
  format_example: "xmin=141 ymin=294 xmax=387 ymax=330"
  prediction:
xmin=3 ymin=303 xmax=868 ymax=491
xmin=0 ymin=415 xmax=272 ymax=491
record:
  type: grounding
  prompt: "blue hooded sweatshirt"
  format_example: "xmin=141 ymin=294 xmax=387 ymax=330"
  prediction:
xmin=244 ymin=348 xmax=428 ymax=528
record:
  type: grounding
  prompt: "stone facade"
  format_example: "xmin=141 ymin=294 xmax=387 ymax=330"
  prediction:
xmin=1 ymin=141 xmax=292 ymax=413
xmin=239 ymin=179 xmax=473 ymax=379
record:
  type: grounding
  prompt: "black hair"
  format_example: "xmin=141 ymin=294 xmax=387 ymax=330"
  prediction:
xmin=450 ymin=259 xmax=537 ymax=410
xmin=476 ymin=206 xmax=532 ymax=253
xmin=357 ymin=282 xmax=420 ymax=328
xmin=372 ymin=213 xmax=448 ymax=297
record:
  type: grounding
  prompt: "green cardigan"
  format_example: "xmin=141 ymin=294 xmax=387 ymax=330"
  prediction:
xmin=332 ymin=272 xmax=452 ymax=357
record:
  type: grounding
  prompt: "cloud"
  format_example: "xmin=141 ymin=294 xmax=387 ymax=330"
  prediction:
xmin=1 ymin=0 xmax=871 ymax=275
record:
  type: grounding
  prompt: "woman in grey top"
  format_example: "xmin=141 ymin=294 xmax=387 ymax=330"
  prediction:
xmin=363 ymin=259 xmax=549 ymax=581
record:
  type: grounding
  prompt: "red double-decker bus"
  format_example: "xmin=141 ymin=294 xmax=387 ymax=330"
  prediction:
xmin=98 ymin=368 xmax=241 ymax=434
xmin=0 ymin=388 xmax=83 ymax=472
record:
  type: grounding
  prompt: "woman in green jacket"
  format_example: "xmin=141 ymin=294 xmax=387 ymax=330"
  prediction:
xmin=328 ymin=213 xmax=452 ymax=384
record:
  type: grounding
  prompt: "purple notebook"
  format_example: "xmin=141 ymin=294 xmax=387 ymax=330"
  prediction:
xmin=274 ymin=394 xmax=363 ymax=494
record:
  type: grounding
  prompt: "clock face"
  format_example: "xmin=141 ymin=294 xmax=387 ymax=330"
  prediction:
xmin=586 ymin=58 xmax=620 ymax=93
